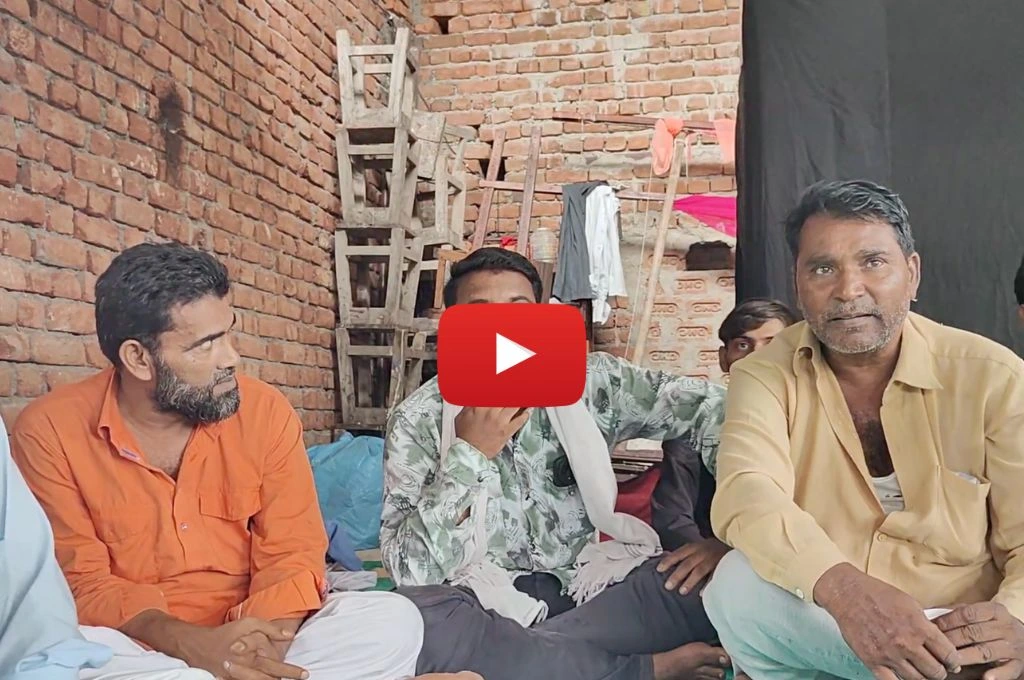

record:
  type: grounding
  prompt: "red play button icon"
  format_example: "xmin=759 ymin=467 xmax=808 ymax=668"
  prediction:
xmin=438 ymin=304 xmax=587 ymax=407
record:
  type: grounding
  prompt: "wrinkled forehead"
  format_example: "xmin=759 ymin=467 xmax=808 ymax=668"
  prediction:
xmin=797 ymin=215 xmax=905 ymax=262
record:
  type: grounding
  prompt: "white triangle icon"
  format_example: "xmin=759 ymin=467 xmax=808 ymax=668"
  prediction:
xmin=495 ymin=333 xmax=536 ymax=375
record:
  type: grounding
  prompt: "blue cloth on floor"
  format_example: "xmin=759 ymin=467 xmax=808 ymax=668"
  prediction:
xmin=326 ymin=519 xmax=363 ymax=571
xmin=307 ymin=432 xmax=385 ymax=551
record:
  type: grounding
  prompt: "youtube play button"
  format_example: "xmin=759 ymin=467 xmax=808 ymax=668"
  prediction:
xmin=495 ymin=334 xmax=535 ymax=374
xmin=438 ymin=303 xmax=587 ymax=407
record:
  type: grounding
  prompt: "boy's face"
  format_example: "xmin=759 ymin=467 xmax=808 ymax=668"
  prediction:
xmin=719 ymin=318 xmax=789 ymax=373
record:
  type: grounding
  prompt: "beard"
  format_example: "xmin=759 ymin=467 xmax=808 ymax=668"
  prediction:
xmin=801 ymin=297 xmax=911 ymax=356
xmin=152 ymin=355 xmax=240 ymax=425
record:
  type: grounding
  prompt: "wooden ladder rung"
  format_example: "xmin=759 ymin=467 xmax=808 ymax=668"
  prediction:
xmin=363 ymin=63 xmax=392 ymax=74
xmin=351 ymin=44 xmax=394 ymax=56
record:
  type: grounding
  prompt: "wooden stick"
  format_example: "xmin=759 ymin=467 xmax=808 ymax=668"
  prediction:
xmin=478 ymin=179 xmax=666 ymax=203
xmin=631 ymin=140 xmax=685 ymax=365
xmin=553 ymin=112 xmax=716 ymax=131
xmin=516 ymin=127 xmax=542 ymax=255
xmin=471 ymin=131 xmax=506 ymax=249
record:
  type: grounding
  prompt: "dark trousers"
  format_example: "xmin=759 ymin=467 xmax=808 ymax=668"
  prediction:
xmin=399 ymin=557 xmax=718 ymax=680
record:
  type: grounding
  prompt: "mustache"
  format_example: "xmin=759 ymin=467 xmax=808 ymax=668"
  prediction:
xmin=824 ymin=304 xmax=880 ymax=321
xmin=214 ymin=369 xmax=236 ymax=385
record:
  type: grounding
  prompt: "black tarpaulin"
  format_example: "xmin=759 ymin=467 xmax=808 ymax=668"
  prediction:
xmin=737 ymin=0 xmax=1024 ymax=354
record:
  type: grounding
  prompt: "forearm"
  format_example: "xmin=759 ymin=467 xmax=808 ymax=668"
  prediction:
xmin=270 ymin=616 xmax=304 ymax=658
xmin=120 ymin=609 xmax=200 ymax=659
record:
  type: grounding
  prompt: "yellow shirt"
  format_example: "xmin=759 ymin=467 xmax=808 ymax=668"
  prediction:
xmin=711 ymin=313 xmax=1024 ymax=620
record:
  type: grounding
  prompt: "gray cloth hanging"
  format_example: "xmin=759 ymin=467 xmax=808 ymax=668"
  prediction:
xmin=552 ymin=181 xmax=605 ymax=302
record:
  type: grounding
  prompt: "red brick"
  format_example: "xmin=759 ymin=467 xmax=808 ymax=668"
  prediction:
xmin=73 ymin=212 xmax=120 ymax=249
xmin=17 ymin=297 xmax=46 ymax=329
xmin=16 ymin=127 xmax=44 ymax=161
xmin=36 ymin=104 xmax=88 ymax=146
xmin=113 ymin=195 xmax=155 ymax=230
xmin=45 ymin=138 xmax=74 ymax=172
xmin=38 ymin=38 xmax=77 ymax=79
xmin=84 ymin=187 xmax=114 ymax=217
xmin=0 ymin=88 xmax=30 ymax=121
xmin=0 ymin=186 xmax=45 ymax=225
xmin=0 ymin=150 xmax=17 ymax=187
xmin=1 ymin=226 xmax=32 ymax=260
xmin=62 ymin=177 xmax=88 ymax=209
xmin=0 ymin=258 xmax=28 ymax=291
xmin=0 ymin=330 xmax=30 ymax=362
xmin=31 ymin=334 xmax=87 ymax=366
xmin=46 ymin=299 xmax=96 ymax=334
xmin=73 ymin=154 xmax=122 ymax=190
xmin=113 ymin=139 xmax=159 ymax=176
xmin=6 ymin=21 xmax=36 ymax=58
xmin=35 ymin=233 xmax=88 ymax=268
xmin=45 ymin=204 xmax=75 ymax=235
xmin=19 ymin=164 xmax=64 ymax=199
xmin=16 ymin=61 xmax=47 ymax=98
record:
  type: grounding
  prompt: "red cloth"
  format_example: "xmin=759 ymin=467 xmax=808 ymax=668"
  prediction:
xmin=601 ymin=466 xmax=662 ymax=542
xmin=673 ymin=195 xmax=737 ymax=238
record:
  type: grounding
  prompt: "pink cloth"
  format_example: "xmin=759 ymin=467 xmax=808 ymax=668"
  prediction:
xmin=652 ymin=118 xmax=737 ymax=176
xmin=713 ymin=119 xmax=736 ymax=165
xmin=672 ymin=195 xmax=737 ymax=237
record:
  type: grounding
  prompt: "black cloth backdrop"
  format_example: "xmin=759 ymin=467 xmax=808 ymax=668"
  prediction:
xmin=736 ymin=0 xmax=1024 ymax=355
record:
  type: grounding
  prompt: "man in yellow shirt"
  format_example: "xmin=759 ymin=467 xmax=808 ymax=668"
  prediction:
xmin=703 ymin=180 xmax=1024 ymax=680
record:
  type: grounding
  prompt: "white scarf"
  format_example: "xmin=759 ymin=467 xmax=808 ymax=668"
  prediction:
xmin=439 ymin=400 xmax=662 ymax=627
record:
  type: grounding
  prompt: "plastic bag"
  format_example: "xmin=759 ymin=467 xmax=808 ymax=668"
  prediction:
xmin=307 ymin=432 xmax=385 ymax=551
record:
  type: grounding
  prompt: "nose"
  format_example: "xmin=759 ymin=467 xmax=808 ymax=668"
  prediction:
xmin=219 ymin=334 xmax=241 ymax=370
xmin=834 ymin=267 xmax=867 ymax=302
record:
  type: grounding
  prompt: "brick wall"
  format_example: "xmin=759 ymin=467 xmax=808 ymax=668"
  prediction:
xmin=414 ymin=0 xmax=741 ymax=380
xmin=0 ymin=0 xmax=410 ymax=442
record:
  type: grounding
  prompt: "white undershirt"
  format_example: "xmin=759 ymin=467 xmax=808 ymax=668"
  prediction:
xmin=872 ymin=472 xmax=906 ymax=514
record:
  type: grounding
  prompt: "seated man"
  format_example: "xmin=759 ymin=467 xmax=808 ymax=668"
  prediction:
xmin=0 ymin=415 xmax=112 ymax=680
xmin=717 ymin=298 xmax=797 ymax=375
xmin=656 ymin=297 xmax=798 ymax=544
xmin=703 ymin=180 xmax=1024 ymax=680
xmin=11 ymin=243 xmax=424 ymax=680
xmin=382 ymin=247 xmax=732 ymax=680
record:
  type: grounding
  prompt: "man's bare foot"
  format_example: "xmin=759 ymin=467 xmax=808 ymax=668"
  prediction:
xmin=653 ymin=642 xmax=731 ymax=680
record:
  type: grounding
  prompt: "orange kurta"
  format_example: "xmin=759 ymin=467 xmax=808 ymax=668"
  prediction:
xmin=10 ymin=368 xmax=328 ymax=629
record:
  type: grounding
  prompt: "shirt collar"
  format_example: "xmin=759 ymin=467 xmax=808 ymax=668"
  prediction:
xmin=793 ymin=313 xmax=943 ymax=391
xmin=95 ymin=368 xmax=221 ymax=458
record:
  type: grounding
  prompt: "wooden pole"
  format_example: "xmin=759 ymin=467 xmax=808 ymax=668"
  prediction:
xmin=631 ymin=140 xmax=685 ymax=364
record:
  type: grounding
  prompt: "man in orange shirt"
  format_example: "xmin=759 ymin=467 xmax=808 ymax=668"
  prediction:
xmin=10 ymin=242 xmax=426 ymax=680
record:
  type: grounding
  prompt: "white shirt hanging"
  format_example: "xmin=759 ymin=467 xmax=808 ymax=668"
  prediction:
xmin=584 ymin=186 xmax=627 ymax=324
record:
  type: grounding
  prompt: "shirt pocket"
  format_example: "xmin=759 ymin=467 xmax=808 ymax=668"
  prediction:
xmin=921 ymin=467 xmax=991 ymax=566
xmin=91 ymin=503 xmax=160 ymax=583
xmin=198 ymin=487 xmax=262 ymax=573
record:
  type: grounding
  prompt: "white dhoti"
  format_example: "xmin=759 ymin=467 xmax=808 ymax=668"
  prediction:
xmin=78 ymin=591 xmax=424 ymax=680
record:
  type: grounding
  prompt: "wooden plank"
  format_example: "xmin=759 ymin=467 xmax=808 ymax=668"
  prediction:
xmin=335 ymin=31 xmax=357 ymax=123
xmin=471 ymin=130 xmax=506 ymax=249
xmin=515 ymin=127 xmax=542 ymax=256
xmin=478 ymin=179 xmax=665 ymax=203
xmin=334 ymin=131 xmax=358 ymax=221
xmin=631 ymin=139 xmax=685 ymax=364
xmin=433 ymin=249 xmax=469 ymax=308
xmin=552 ymin=112 xmax=716 ymax=131
xmin=382 ymin=227 xmax=405 ymax=325
xmin=537 ymin=260 xmax=555 ymax=302
xmin=387 ymin=28 xmax=411 ymax=119
xmin=363 ymin=63 xmax=391 ymax=74
xmin=351 ymin=44 xmax=394 ymax=56
xmin=335 ymin=327 xmax=357 ymax=422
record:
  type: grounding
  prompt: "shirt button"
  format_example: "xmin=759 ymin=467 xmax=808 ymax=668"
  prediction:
xmin=795 ymin=588 xmax=805 ymax=599
xmin=180 ymin=522 xmax=189 ymax=531
xmin=877 ymin=533 xmax=887 ymax=542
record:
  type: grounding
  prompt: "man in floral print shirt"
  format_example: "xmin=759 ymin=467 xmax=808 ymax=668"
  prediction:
xmin=382 ymin=248 xmax=732 ymax=680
